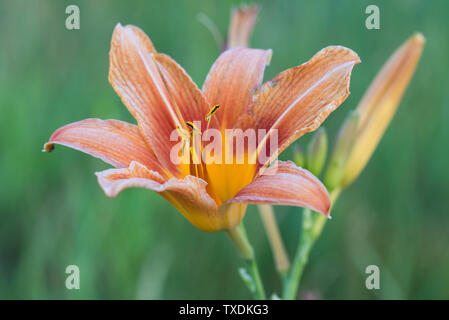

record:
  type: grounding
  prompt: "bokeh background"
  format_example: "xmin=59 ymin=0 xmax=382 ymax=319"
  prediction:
xmin=1 ymin=0 xmax=448 ymax=299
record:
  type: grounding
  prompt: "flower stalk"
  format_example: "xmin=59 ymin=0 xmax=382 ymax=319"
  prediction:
xmin=282 ymin=189 xmax=340 ymax=300
xmin=282 ymin=207 xmax=315 ymax=299
xmin=226 ymin=224 xmax=266 ymax=299
xmin=226 ymin=225 xmax=254 ymax=260
xmin=258 ymin=205 xmax=290 ymax=274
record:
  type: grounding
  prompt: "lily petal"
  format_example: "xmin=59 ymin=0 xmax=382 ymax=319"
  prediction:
xmin=96 ymin=161 xmax=223 ymax=232
xmin=44 ymin=119 xmax=165 ymax=174
xmin=109 ymin=24 xmax=186 ymax=177
xmin=242 ymin=46 xmax=360 ymax=167
xmin=224 ymin=161 xmax=330 ymax=216
xmin=154 ymin=53 xmax=211 ymax=130
xmin=203 ymin=47 xmax=272 ymax=128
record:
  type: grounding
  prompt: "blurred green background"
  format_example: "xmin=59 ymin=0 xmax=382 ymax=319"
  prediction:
xmin=1 ymin=0 xmax=448 ymax=299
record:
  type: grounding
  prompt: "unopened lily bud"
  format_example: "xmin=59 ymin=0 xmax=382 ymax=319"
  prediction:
xmin=292 ymin=145 xmax=306 ymax=168
xmin=306 ymin=128 xmax=328 ymax=176
xmin=341 ymin=33 xmax=425 ymax=187
xmin=227 ymin=4 xmax=260 ymax=49
xmin=324 ymin=111 xmax=360 ymax=191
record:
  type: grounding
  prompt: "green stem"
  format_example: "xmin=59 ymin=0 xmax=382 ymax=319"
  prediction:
xmin=282 ymin=208 xmax=317 ymax=299
xmin=226 ymin=224 xmax=254 ymax=260
xmin=246 ymin=258 xmax=266 ymax=300
xmin=227 ymin=224 xmax=266 ymax=300
xmin=283 ymin=189 xmax=341 ymax=300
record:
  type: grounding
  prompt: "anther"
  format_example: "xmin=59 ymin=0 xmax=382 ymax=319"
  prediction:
xmin=205 ymin=104 xmax=220 ymax=122
xmin=186 ymin=121 xmax=201 ymax=134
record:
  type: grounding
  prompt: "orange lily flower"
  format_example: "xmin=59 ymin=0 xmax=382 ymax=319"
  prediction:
xmin=44 ymin=24 xmax=360 ymax=232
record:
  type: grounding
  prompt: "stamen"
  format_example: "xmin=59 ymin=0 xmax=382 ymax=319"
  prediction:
xmin=190 ymin=145 xmax=201 ymax=165
xmin=176 ymin=126 xmax=190 ymax=157
xmin=186 ymin=121 xmax=201 ymax=134
xmin=205 ymin=104 xmax=220 ymax=131
xmin=205 ymin=104 xmax=220 ymax=122
xmin=189 ymin=150 xmax=196 ymax=176
xmin=178 ymin=122 xmax=213 ymax=181
xmin=178 ymin=122 xmax=218 ymax=202
xmin=176 ymin=125 xmax=190 ymax=137
xmin=188 ymin=124 xmax=202 ymax=166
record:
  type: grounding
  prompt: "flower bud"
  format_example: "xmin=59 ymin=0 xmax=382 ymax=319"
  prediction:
xmin=292 ymin=144 xmax=306 ymax=168
xmin=324 ymin=111 xmax=359 ymax=191
xmin=341 ymin=33 xmax=425 ymax=187
xmin=227 ymin=5 xmax=260 ymax=48
xmin=306 ymin=128 xmax=328 ymax=176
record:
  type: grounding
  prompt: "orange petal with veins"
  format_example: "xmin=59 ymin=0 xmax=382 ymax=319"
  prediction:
xmin=240 ymin=46 xmax=360 ymax=168
xmin=44 ymin=119 xmax=166 ymax=175
xmin=203 ymin=47 xmax=272 ymax=128
xmin=96 ymin=161 xmax=225 ymax=232
xmin=224 ymin=161 xmax=331 ymax=216
xmin=154 ymin=53 xmax=211 ymax=131
xmin=109 ymin=24 xmax=205 ymax=177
